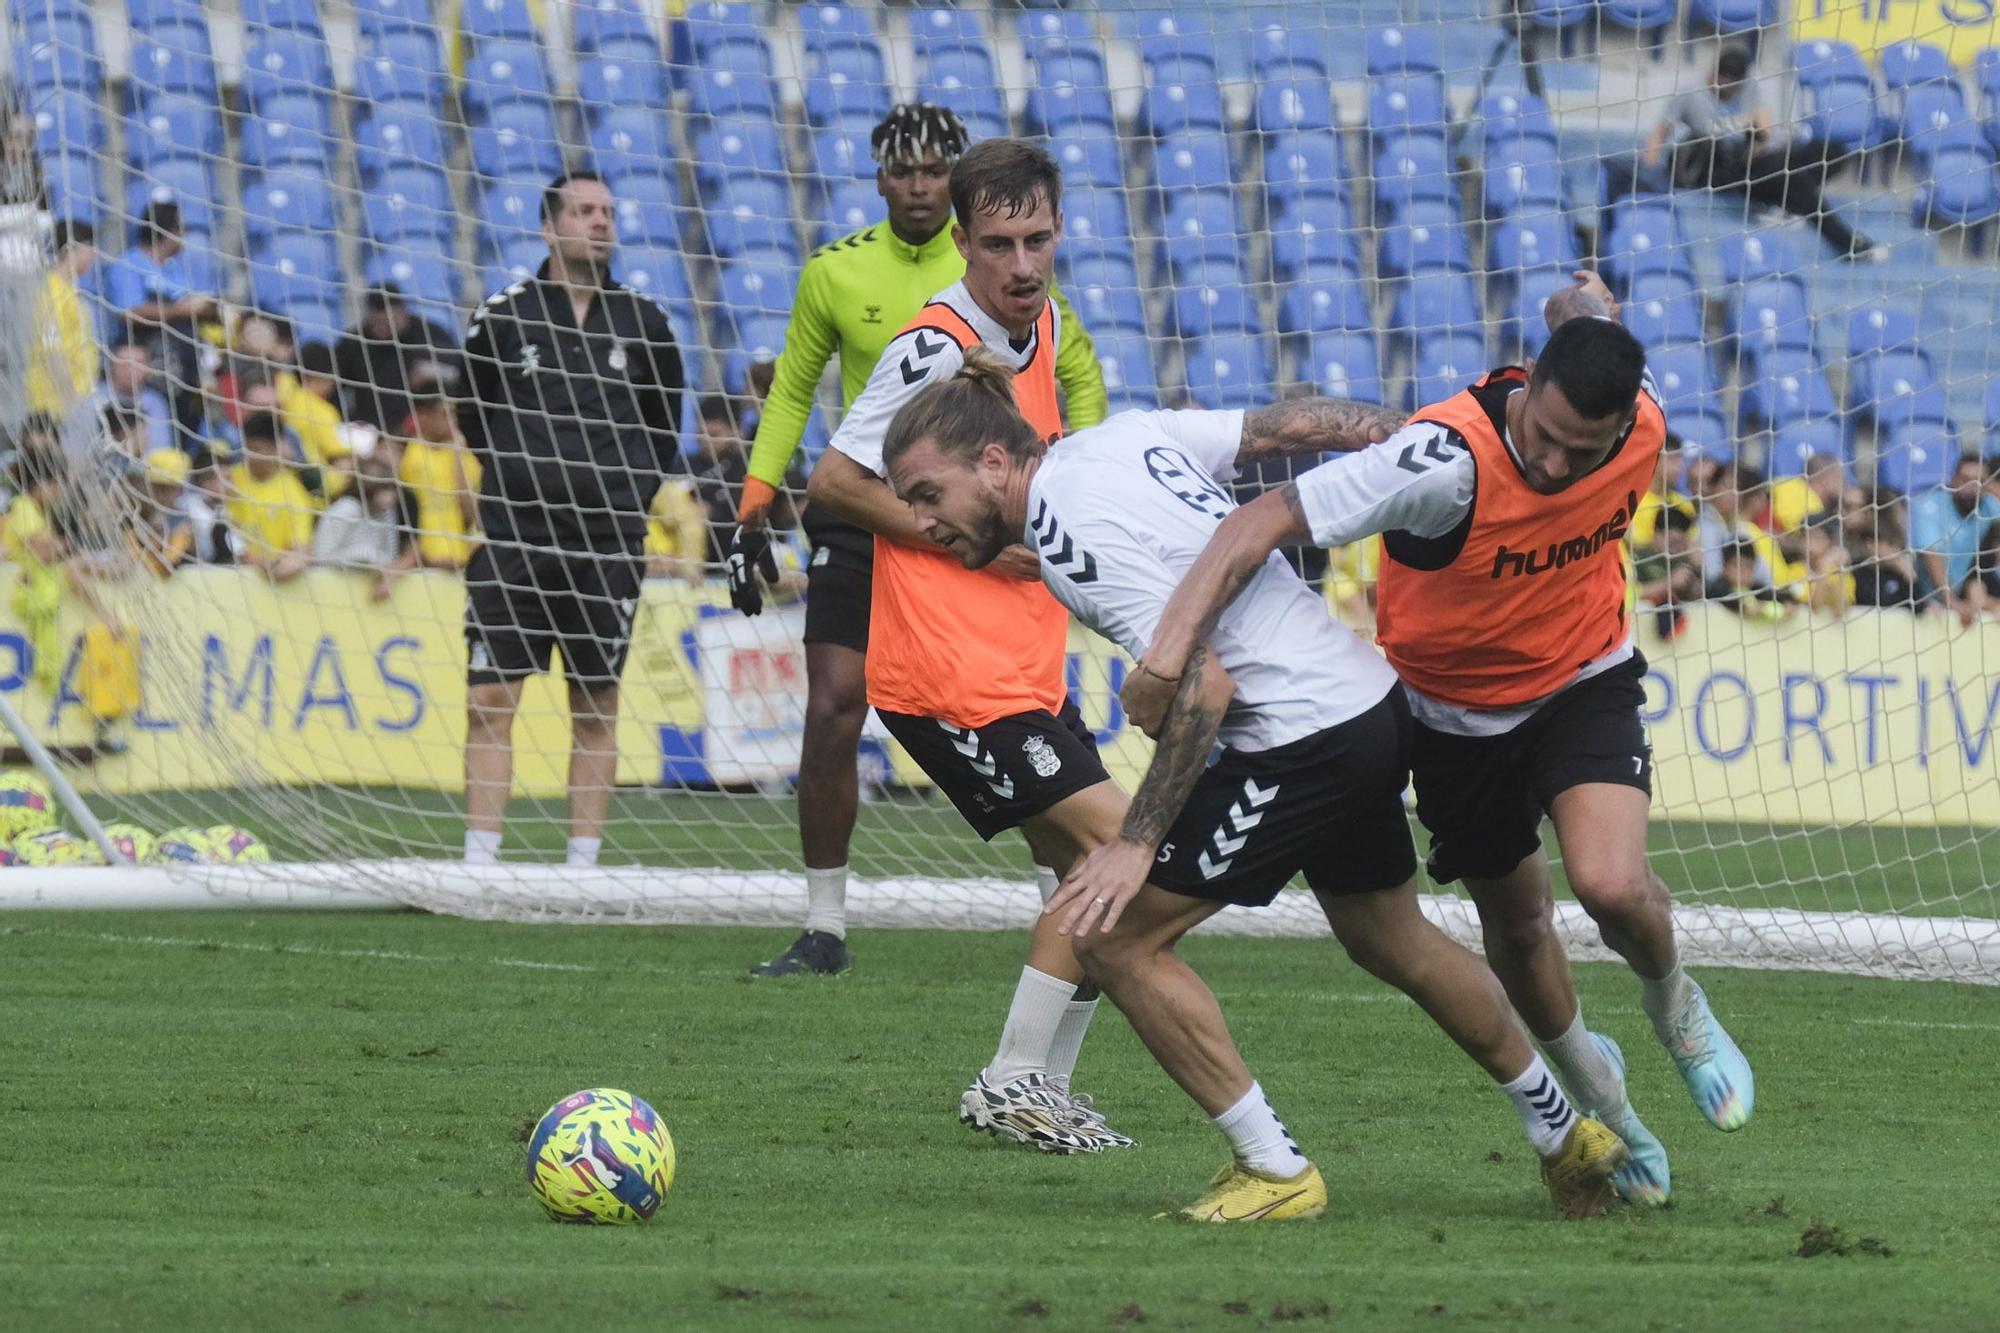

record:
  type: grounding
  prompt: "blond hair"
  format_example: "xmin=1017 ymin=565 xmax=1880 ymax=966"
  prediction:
xmin=881 ymin=345 xmax=1044 ymax=471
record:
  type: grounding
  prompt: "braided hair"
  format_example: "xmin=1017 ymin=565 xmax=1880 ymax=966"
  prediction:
xmin=871 ymin=102 xmax=970 ymax=167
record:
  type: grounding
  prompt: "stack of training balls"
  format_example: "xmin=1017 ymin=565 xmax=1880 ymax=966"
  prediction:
xmin=0 ymin=771 xmax=272 ymax=865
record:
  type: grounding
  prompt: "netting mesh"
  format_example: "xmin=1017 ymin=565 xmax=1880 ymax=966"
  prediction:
xmin=1 ymin=0 xmax=1997 ymax=979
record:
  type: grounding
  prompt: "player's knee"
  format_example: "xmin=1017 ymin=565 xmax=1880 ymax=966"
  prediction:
xmin=1071 ymin=924 xmax=1143 ymax=978
xmin=803 ymin=683 xmax=867 ymax=737
xmin=1565 ymin=856 xmax=1653 ymax=922
xmin=1482 ymin=897 xmax=1557 ymax=957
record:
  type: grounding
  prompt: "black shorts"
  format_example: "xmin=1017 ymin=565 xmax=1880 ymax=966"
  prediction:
xmin=803 ymin=543 xmax=871 ymax=654
xmin=877 ymin=697 xmax=1109 ymax=840
xmin=1411 ymin=654 xmax=1653 ymax=885
xmin=464 ymin=542 xmax=644 ymax=690
xmin=1151 ymin=687 xmax=1419 ymax=907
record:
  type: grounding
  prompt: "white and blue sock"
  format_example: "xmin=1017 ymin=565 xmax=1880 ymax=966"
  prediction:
xmin=1215 ymin=1080 xmax=1310 ymax=1177
xmin=1502 ymin=1053 xmax=1579 ymax=1156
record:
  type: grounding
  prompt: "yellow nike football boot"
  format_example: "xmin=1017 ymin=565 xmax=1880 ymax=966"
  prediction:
xmin=1159 ymin=1161 xmax=1328 ymax=1223
xmin=1539 ymin=1116 xmax=1630 ymax=1220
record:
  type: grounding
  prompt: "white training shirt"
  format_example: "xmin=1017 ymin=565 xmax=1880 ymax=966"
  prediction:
xmin=1292 ymin=372 xmax=1662 ymax=736
xmin=1027 ymin=409 xmax=1399 ymax=754
xmin=826 ymin=279 xmax=1058 ymax=478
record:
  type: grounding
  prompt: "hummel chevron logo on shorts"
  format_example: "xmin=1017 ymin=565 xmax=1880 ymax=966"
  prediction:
xmin=1199 ymin=777 xmax=1280 ymax=879
xmin=937 ymin=721 xmax=1015 ymax=801
xmin=1029 ymin=500 xmax=1098 ymax=584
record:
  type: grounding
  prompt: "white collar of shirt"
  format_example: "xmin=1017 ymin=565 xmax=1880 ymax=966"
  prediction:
xmin=934 ymin=280 xmax=1040 ymax=369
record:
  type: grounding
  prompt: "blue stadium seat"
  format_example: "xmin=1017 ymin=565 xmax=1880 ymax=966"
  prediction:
xmin=1269 ymin=214 xmax=1361 ymax=282
xmin=579 ymin=54 xmax=669 ymax=117
xmin=1096 ymin=335 xmax=1160 ymax=409
xmin=1985 ymin=379 xmax=2000 ymax=447
xmin=1029 ymin=41 xmax=1110 ymax=94
xmin=461 ymin=41 xmax=550 ymax=122
xmin=1268 ymin=181 xmax=1355 ymax=232
xmin=1160 ymin=191 xmax=1239 ymax=276
xmin=1027 ymin=77 xmax=1117 ymax=138
xmin=125 ymin=161 xmax=216 ymax=237
xmin=693 ymin=120 xmax=789 ymax=194
xmin=1674 ymin=405 xmax=1735 ymax=460
xmin=1847 ymin=303 xmax=1920 ymax=360
xmin=688 ymin=55 xmax=780 ymax=121
xmin=1257 ymin=66 xmax=1337 ymax=134
xmin=1264 ymin=131 xmax=1351 ymax=203
xmin=1625 ymin=270 xmax=1704 ymax=347
xmin=1738 ymin=348 xmax=1837 ymax=429
xmin=1881 ymin=39 xmax=1956 ymax=94
xmin=1184 ymin=333 xmax=1274 ymax=410
xmin=1901 ymin=84 xmax=1980 ymax=161
xmin=1604 ymin=0 xmax=1679 ymax=36
xmin=707 ymin=201 xmax=800 ymax=262
xmin=357 ymin=106 xmax=447 ymax=185
xmin=1689 ymin=0 xmax=1778 ymax=36
xmin=242 ymin=0 xmax=323 ymax=32
xmin=1378 ymin=217 xmax=1472 ymax=278
xmin=573 ymin=0 xmax=657 ymax=58
xmin=126 ymin=30 xmax=217 ymax=106
xmin=1768 ymin=419 xmax=1847 ymax=478
xmin=1731 ymin=276 xmax=1815 ymax=352
xmin=483 ymin=231 xmax=547 ymax=284
xmin=1369 ymin=78 xmax=1448 ymax=144
xmin=812 ymin=126 xmax=876 ymax=185
xmin=1876 ymin=415 xmax=1961 ymax=493
xmin=1250 ymin=22 xmax=1330 ymax=78
xmin=242 ymin=170 xmax=332 ymax=250
xmin=1506 ymin=264 xmax=1574 ymax=357
xmin=1482 ymin=137 xmax=1566 ymax=216
xmin=364 ymin=165 xmax=453 ymax=245
xmin=1478 ymin=90 xmax=1558 ymax=147
xmin=12 ymin=35 xmax=100 ymax=98
xmin=1371 ymin=137 xmax=1456 ymax=218
xmin=705 ymin=175 xmax=793 ymax=240
xmin=248 ymin=229 xmax=341 ymax=312
xmin=462 ymin=0 xmax=539 ymax=44
xmin=1172 ymin=284 xmax=1259 ymax=339
xmin=1064 ymin=251 xmax=1140 ymax=294
xmin=16 ymin=8 xmax=99 ymax=66
xmin=1488 ymin=212 xmax=1575 ymax=271
xmin=42 ymin=151 xmax=101 ymax=223
xmin=1052 ymin=136 xmax=1124 ymax=190
xmin=1411 ymin=332 xmax=1487 ymax=411
xmin=590 ymin=109 xmax=675 ymax=184
xmin=1978 ymin=49 xmax=2000 ymax=152
xmin=799 ymin=0 xmax=883 ymax=51
xmin=1305 ymin=330 xmax=1385 ymax=403
xmin=804 ymin=70 xmax=891 ymax=128
xmin=920 ymin=46 xmax=1007 ymax=126
xmin=1142 ymin=77 xmax=1227 ymax=136
xmin=1645 ymin=342 xmax=1717 ymax=419
xmin=818 ymin=179 xmax=881 ymax=242
xmin=1134 ymin=8 xmax=1215 ymax=76
xmin=1153 ymin=131 xmax=1232 ymax=198
xmin=358 ymin=31 xmax=446 ymax=104
xmin=240 ymin=100 xmax=336 ymax=173
xmin=1796 ymin=39 xmax=1876 ymax=155
xmin=685 ymin=0 xmax=763 ymax=57
xmin=615 ymin=245 xmax=695 ymax=323
xmin=126 ymin=0 xmax=206 ymax=32
xmin=719 ymin=257 xmax=799 ymax=322
xmin=1018 ymin=8 xmax=1096 ymax=46
xmin=1393 ymin=270 xmax=1483 ymax=340
xmin=121 ymin=96 xmax=216 ymax=165
xmin=1072 ymin=280 xmax=1148 ymax=336
xmin=1366 ymin=25 xmax=1440 ymax=76
xmin=366 ymin=245 xmax=459 ymax=317
xmin=1917 ymin=143 xmax=2000 ymax=234
xmin=1603 ymin=196 xmax=1690 ymax=286
xmin=471 ymin=103 xmax=564 ymax=181
xmin=1064 ymin=185 xmax=1136 ymax=256
xmin=352 ymin=0 xmax=434 ymax=35
xmin=1280 ymin=275 xmax=1373 ymax=335
xmin=612 ymin=172 xmax=687 ymax=247
xmin=244 ymin=31 xmax=333 ymax=111
xmin=1718 ymin=229 xmax=1802 ymax=284
xmin=1854 ymin=349 xmax=1937 ymax=419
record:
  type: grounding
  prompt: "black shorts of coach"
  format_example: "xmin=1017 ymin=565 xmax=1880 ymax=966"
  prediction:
xmin=464 ymin=542 xmax=644 ymax=691
xmin=876 ymin=698 xmax=1109 ymax=840
xmin=1150 ymin=686 xmax=1420 ymax=908
xmin=1412 ymin=653 xmax=1654 ymax=886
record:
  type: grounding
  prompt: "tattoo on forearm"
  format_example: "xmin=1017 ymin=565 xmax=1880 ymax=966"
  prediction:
xmin=1121 ymin=645 xmax=1227 ymax=848
xmin=1240 ymin=397 xmax=1408 ymax=461
xmin=1542 ymin=287 xmax=1614 ymax=332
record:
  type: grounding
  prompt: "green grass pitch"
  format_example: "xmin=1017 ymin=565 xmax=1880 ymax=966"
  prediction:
xmin=5 ymin=904 xmax=1998 ymax=1331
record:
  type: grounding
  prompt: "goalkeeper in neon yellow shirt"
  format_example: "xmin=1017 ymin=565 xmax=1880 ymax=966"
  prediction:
xmin=731 ymin=103 xmax=1109 ymax=977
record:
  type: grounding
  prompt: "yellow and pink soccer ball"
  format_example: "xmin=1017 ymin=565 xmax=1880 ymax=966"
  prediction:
xmin=14 ymin=827 xmax=106 ymax=866
xmin=526 ymin=1088 xmax=675 ymax=1225
xmin=205 ymin=825 xmax=270 ymax=863
xmin=154 ymin=827 xmax=214 ymax=864
xmin=0 ymin=770 xmax=56 ymax=840
xmin=103 ymin=823 xmax=159 ymax=865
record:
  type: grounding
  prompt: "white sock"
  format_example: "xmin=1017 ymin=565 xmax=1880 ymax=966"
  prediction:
xmin=565 ymin=836 xmax=601 ymax=868
xmin=464 ymin=829 xmax=501 ymax=865
xmin=1214 ymin=1081 xmax=1310 ymax=1177
xmin=1639 ymin=962 xmax=1695 ymax=1038
xmin=803 ymin=865 xmax=848 ymax=939
xmin=1538 ymin=1006 xmax=1627 ymax=1118
xmin=1045 ymin=997 xmax=1098 ymax=1085
xmin=1501 ymin=1052 xmax=1580 ymax=1156
xmin=1032 ymin=863 xmax=1061 ymax=905
xmin=984 ymin=966 xmax=1076 ymax=1085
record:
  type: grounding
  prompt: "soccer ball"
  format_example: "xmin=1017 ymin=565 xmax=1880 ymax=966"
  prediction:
xmin=526 ymin=1088 xmax=675 ymax=1224
xmin=15 ymin=828 xmax=106 ymax=867
xmin=155 ymin=827 xmax=214 ymax=863
xmin=0 ymin=770 xmax=56 ymax=840
xmin=103 ymin=822 xmax=159 ymax=864
xmin=205 ymin=825 xmax=270 ymax=863
xmin=0 ymin=844 xmax=20 ymax=866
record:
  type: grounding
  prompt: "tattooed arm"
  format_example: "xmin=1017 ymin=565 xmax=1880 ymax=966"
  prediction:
xmin=1121 ymin=484 xmax=1312 ymax=739
xmin=1045 ymin=643 xmax=1237 ymax=938
xmin=1235 ymin=396 xmax=1408 ymax=466
xmin=1542 ymin=269 xmax=1622 ymax=333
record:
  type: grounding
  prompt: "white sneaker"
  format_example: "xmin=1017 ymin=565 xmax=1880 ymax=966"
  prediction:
xmin=1048 ymin=1076 xmax=1136 ymax=1149
xmin=958 ymin=1072 xmax=1121 ymax=1154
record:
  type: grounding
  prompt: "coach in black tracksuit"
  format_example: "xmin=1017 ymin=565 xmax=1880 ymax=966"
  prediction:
xmin=457 ymin=170 xmax=685 ymax=868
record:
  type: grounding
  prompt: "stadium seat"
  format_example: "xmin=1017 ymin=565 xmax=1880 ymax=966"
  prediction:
xmin=707 ymin=202 xmax=801 ymax=262
xmin=1604 ymin=0 xmax=1679 ymax=38
xmin=1306 ymin=330 xmax=1385 ymax=402
xmin=1689 ymin=0 xmax=1778 ymax=38
xmin=1378 ymin=217 xmax=1472 ymax=278
xmin=1018 ymin=8 xmax=1096 ymax=46
xmin=1876 ymin=416 xmax=1961 ymax=493
xmin=1280 ymin=274 xmax=1373 ymax=335
xmin=705 ymin=173 xmax=793 ymax=237
xmin=573 ymin=0 xmax=658 ymax=58
xmin=1063 ymin=251 xmax=1140 ymax=294
xmin=241 ymin=0 xmax=323 ymax=31
xmin=1847 ymin=303 xmax=1921 ymax=361
xmin=240 ymin=100 xmax=336 ymax=174
xmin=616 ymin=243 xmax=694 ymax=306
xmin=719 ymin=257 xmax=798 ymax=320
xmin=1738 ymin=348 xmax=1837 ymax=429
xmin=1064 ymin=186 xmax=1136 ymax=254
xmin=804 ymin=70 xmax=891 ymax=129
xmin=688 ymin=57 xmax=780 ymax=122
xmin=1796 ymin=39 xmax=1876 ymax=156
xmin=1172 ymin=284 xmax=1259 ymax=339
xmin=357 ymin=31 xmax=446 ymax=104
xmin=1411 ymin=331 xmax=1487 ymax=410
xmin=1882 ymin=39 xmax=1957 ymax=95
xmin=1072 ymin=281 xmax=1148 ymax=336
xmin=1478 ymin=89 xmax=1558 ymax=148
xmin=1603 ymin=196 xmax=1690 ymax=286
xmin=357 ymin=107 xmax=448 ymax=185
xmin=1096 ymin=335 xmax=1161 ymax=409
xmin=1854 ymin=349 xmax=1938 ymax=420
xmin=244 ymin=31 xmax=333 ymax=112
xmin=1482 ymin=137 xmax=1566 ymax=216
xmin=1027 ymin=78 xmax=1117 ymax=138
xmin=126 ymin=30 xmax=217 ymax=107
xmin=1488 ymin=212 xmax=1575 ymax=272
xmin=366 ymin=242 xmax=460 ymax=315
xmin=1899 ymin=83 xmax=1980 ymax=162
xmin=1985 ymin=378 xmax=2000 ymax=446
xmin=1152 ymin=131 xmax=1233 ymax=199
xmin=1366 ymin=25 xmax=1441 ymax=76
xmin=1506 ymin=265 xmax=1574 ymax=357
xmin=1133 ymin=8 xmax=1214 ymax=75
xmin=799 ymin=0 xmax=883 ymax=52
xmin=1371 ymin=137 xmax=1456 ymax=218
xmin=685 ymin=0 xmax=762 ymax=56
xmin=121 ymin=95 xmax=217 ymax=165
xmin=1731 ymin=277 xmax=1816 ymax=353
xmin=1718 ymin=230 xmax=1803 ymax=284
xmin=1250 ymin=22 xmax=1330 ymax=79
xmin=1624 ymin=269 xmax=1705 ymax=347
xmin=1645 ymin=342 xmax=1717 ymax=419
xmin=16 ymin=7 xmax=99 ymax=66
xmin=1257 ymin=66 xmax=1338 ymax=134
xmin=127 ymin=0 xmax=206 ymax=32
xmin=693 ymin=121 xmax=788 ymax=195
xmin=460 ymin=41 xmax=550 ymax=122
xmin=1264 ymin=130 xmax=1351 ymax=203
xmin=1183 ymin=333 xmax=1275 ymax=410
xmin=247 ymin=230 xmax=341 ymax=311
xmin=811 ymin=126 xmax=877 ymax=186
xmin=1160 ymin=191 xmax=1240 ymax=277
xmin=1142 ymin=77 xmax=1228 ymax=136
xmin=1978 ymin=49 xmax=2000 ymax=152
xmin=1394 ymin=270 xmax=1484 ymax=341
xmin=1269 ymin=214 xmax=1362 ymax=282
xmin=12 ymin=34 xmax=100 ymax=99
xmin=351 ymin=0 xmax=434 ymax=36
xmin=1768 ymin=418 xmax=1847 ymax=478
xmin=906 ymin=3 xmax=985 ymax=51
xmin=579 ymin=54 xmax=670 ymax=118
xmin=1053 ymin=137 xmax=1124 ymax=190
xmin=1916 ymin=143 xmax=2000 ymax=237
xmin=125 ymin=161 xmax=217 ymax=238
xmin=471 ymin=103 xmax=565 ymax=181
xmin=818 ymin=180 xmax=881 ymax=242
xmin=919 ymin=44 xmax=1007 ymax=125
xmin=1674 ymin=405 xmax=1735 ymax=460
xmin=462 ymin=0 xmax=538 ymax=44
xmin=1369 ymin=78 xmax=1448 ymax=144
xmin=589 ymin=109 xmax=675 ymax=184
xmin=41 ymin=151 xmax=101 ymax=223
xmin=612 ymin=172 xmax=687 ymax=247
xmin=364 ymin=165 xmax=453 ymax=245
xmin=242 ymin=170 xmax=333 ymax=251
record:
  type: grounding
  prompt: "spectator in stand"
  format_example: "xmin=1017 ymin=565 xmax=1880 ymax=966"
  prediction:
xmin=225 ymin=412 xmax=315 ymax=582
xmin=1911 ymin=451 xmax=2000 ymax=624
xmin=100 ymin=403 xmax=149 ymax=472
xmin=336 ymin=284 xmax=460 ymax=434
xmin=99 ymin=201 xmax=221 ymax=446
xmin=313 ymin=452 xmax=414 ymax=601
xmin=1695 ymin=459 xmax=1785 ymax=592
xmin=1769 ymin=451 xmax=1847 ymax=533
xmin=1630 ymin=433 xmax=1696 ymax=581
xmin=644 ymin=475 xmax=708 ymax=583
xmin=398 ymin=380 xmax=481 ymax=572
xmin=183 ymin=464 xmax=233 ymax=564
xmin=127 ymin=448 xmax=194 ymax=578
xmin=29 ymin=219 xmax=98 ymax=417
xmin=291 ymin=341 xmax=357 ymax=489
xmin=1794 ymin=511 xmax=1853 ymax=615
xmin=1709 ymin=538 xmax=1791 ymax=620
xmin=689 ymin=392 xmax=807 ymax=568
xmin=1847 ymin=501 xmax=1920 ymax=609
xmin=1639 ymin=47 xmax=1882 ymax=261
xmin=95 ymin=342 xmax=174 ymax=454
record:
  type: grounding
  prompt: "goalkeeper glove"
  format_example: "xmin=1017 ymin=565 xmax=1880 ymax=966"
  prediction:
xmin=726 ymin=525 xmax=781 ymax=616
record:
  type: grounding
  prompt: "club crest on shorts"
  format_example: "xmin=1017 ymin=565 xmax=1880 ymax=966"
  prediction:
xmin=607 ymin=341 xmax=628 ymax=372
xmin=1022 ymin=734 xmax=1062 ymax=778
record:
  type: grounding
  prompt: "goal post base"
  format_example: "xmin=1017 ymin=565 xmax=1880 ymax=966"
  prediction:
xmin=1 ymin=863 xmax=1993 ymax=984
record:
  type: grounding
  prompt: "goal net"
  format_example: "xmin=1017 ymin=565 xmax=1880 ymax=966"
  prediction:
xmin=2 ymin=0 xmax=1996 ymax=981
